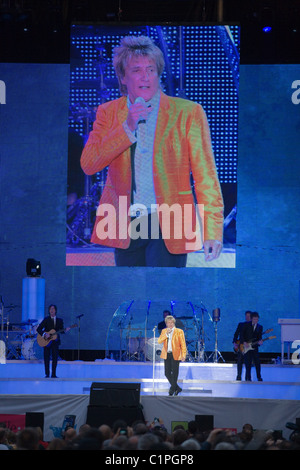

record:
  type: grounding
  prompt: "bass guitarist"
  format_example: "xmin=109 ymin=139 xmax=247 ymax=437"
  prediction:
xmin=36 ymin=304 xmax=70 ymax=378
xmin=233 ymin=310 xmax=252 ymax=380
xmin=240 ymin=311 xmax=263 ymax=382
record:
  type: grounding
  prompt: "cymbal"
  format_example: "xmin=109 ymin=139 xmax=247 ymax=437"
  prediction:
xmin=26 ymin=319 xmax=38 ymax=325
xmin=12 ymin=319 xmax=38 ymax=326
xmin=123 ymin=328 xmax=144 ymax=331
xmin=71 ymin=78 xmax=118 ymax=89
xmin=70 ymin=106 xmax=96 ymax=121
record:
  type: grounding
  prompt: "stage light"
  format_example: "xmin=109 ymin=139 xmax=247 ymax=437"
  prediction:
xmin=262 ymin=26 xmax=272 ymax=33
xmin=26 ymin=258 xmax=41 ymax=277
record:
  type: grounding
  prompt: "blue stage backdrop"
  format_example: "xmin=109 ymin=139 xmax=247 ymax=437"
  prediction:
xmin=0 ymin=59 xmax=299 ymax=354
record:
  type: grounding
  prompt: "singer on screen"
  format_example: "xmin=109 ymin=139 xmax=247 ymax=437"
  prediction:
xmin=80 ymin=35 xmax=224 ymax=267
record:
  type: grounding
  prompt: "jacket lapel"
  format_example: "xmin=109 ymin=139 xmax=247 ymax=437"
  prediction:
xmin=116 ymin=96 xmax=128 ymax=124
xmin=154 ymin=92 xmax=170 ymax=152
xmin=117 ymin=96 xmax=131 ymax=168
xmin=171 ymin=328 xmax=177 ymax=349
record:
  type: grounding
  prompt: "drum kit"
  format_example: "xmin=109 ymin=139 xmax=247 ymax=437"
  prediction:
xmin=119 ymin=313 xmax=219 ymax=363
xmin=0 ymin=302 xmax=42 ymax=360
xmin=123 ymin=329 xmax=146 ymax=362
xmin=116 ymin=317 xmax=203 ymax=363
xmin=106 ymin=299 xmax=224 ymax=363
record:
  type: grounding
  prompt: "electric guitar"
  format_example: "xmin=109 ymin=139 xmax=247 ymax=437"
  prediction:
xmin=37 ymin=324 xmax=77 ymax=347
xmin=241 ymin=335 xmax=276 ymax=355
xmin=233 ymin=328 xmax=273 ymax=353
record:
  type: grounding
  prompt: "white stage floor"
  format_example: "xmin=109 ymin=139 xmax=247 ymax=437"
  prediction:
xmin=1 ymin=360 xmax=300 ymax=441
xmin=1 ymin=359 xmax=300 ymax=400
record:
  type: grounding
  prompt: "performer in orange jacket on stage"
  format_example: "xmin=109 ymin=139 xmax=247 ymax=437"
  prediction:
xmin=158 ymin=315 xmax=187 ymax=395
xmin=81 ymin=35 xmax=224 ymax=267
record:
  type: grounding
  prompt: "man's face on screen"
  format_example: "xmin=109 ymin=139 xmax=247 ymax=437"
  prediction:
xmin=121 ymin=56 xmax=160 ymax=103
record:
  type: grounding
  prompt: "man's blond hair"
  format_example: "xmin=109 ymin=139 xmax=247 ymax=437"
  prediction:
xmin=165 ymin=315 xmax=176 ymax=325
xmin=113 ymin=35 xmax=165 ymax=95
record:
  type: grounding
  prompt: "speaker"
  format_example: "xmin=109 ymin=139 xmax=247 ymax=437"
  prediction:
xmin=195 ymin=414 xmax=214 ymax=432
xmin=25 ymin=412 xmax=44 ymax=431
xmin=89 ymin=382 xmax=141 ymax=408
xmin=86 ymin=405 xmax=144 ymax=428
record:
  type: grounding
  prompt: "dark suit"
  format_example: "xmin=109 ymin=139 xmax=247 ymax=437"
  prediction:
xmin=37 ymin=316 xmax=64 ymax=377
xmin=241 ymin=322 xmax=263 ymax=381
xmin=233 ymin=321 xmax=250 ymax=380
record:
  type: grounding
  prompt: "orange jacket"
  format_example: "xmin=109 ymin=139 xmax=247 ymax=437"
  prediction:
xmin=81 ymin=92 xmax=224 ymax=254
xmin=158 ymin=327 xmax=187 ymax=361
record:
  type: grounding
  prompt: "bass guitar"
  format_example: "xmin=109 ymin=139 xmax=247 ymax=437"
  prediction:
xmin=37 ymin=324 xmax=77 ymax=347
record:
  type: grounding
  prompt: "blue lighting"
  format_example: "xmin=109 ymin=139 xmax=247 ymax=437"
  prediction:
xmin=262 ymin=26 xmax=272 ymax=33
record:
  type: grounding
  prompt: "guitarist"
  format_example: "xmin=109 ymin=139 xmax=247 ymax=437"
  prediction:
xmin=36 ymin=304 xmax=70 ymax=378
xmin=240 ymin=312 xmax=263 ymax=382
xmin=233 ymin=310 xmax=252 ymax=380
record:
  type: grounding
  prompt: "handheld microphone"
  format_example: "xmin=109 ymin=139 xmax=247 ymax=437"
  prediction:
xmin=134 ymin=96 xmax=146 ymax=124
xmin=135 ymin=96 xmax=146 ymax=105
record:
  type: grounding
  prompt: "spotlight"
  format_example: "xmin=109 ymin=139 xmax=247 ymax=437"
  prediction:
xmin=260 ymin=5 xmax=274 ymax=34
xmin=26 ymin=258 xmax=41 ymax=277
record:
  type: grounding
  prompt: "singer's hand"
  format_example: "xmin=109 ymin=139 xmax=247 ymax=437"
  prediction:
xmin=126 ymin=101 xmax=151 ymax=131
xmin=203 ymin=240 xmax=223 ymax=261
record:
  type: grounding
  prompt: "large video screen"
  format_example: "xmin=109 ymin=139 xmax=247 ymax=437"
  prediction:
xmin=66 ymin=24 xmax=239 ymax=268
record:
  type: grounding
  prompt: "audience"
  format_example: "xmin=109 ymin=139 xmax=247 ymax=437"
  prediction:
xmin=0 ymin=418 xmax=300 ymax=450
xmin=16 ymin=427 xmax=40 ymax=450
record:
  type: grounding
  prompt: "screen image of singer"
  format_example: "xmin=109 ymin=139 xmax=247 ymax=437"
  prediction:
xmin=66 ymin=23 xmax=239 ymax=268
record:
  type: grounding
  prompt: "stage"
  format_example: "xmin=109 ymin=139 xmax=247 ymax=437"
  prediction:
xmin=1 ymin=359 xmax=300 ymax=399
xmin=1 ymin=359 xmax=300 ymax=441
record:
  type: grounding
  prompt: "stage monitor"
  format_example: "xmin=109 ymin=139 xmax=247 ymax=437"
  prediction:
xmin=89 ymin=382 xmax=141 ymax=408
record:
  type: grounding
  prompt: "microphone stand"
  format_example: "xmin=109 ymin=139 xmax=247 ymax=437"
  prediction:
xmin=75 ymin=314 xmax=84 ymax=360
xmin=152 ymin=326 xmax=157 ymax=395
xmin=0 ymin=296 xmax=5 ymax=363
